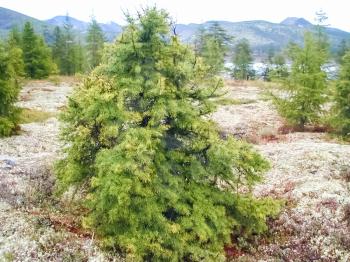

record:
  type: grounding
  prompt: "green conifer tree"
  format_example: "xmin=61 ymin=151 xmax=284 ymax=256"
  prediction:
xmin=52 ymin=26 xmax=65 ymax=72
xmin=201 ymin=36 xmax=225 ymax=75
xmin=58 ymin=16 xmax=86 ymax=75
xmin=73 ymin=40 xmax=87 ymax=73
xmin=314 ymin=10 xmax=330 ymax=52
xmin=206 ymin=22 xmax=232 ymax=51
xmin=34 ymin=37 xmax=56 ymax=77
xmin=261 ymin=47 xmax=275 ymax=81
xmin=195 ymin=23 xmax=231 ymax=75
xmin=0 ymin=42 xmax=21 ymax=136
xmin=332 ymin=51 xmax=350 ymax=138
xmin=272 ymin=32 xmax=328 ymax=128
xmin=193 ymin=26 xmax=206 ymax=54
xmin=22 ymin=22 xmax=37 ymax=77
xmin=61 ymin=17 xmax=75 ymax=75
xmin=22 ymin=22 xmax=55 ymax=78
xmin=7 ymin=27 xmax=25 ymax=78
xmin=8 ymin=27 xmax=22 ymax=46
xmin=56 ymin=8 xmax=279 ymax=261
xmin=268 ymin=53 xmax=289 ymax=81
xmin=336 ymin=39 xmax=349 ymax=64
xmin=232 ymin=39 xmax=254 ymax=80
xmin=86 ymin=17 xmax=105 ymax=69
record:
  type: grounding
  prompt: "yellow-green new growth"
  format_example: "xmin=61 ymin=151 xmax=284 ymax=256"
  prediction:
xmin=56 ymin=7 xmax=279 ymax=261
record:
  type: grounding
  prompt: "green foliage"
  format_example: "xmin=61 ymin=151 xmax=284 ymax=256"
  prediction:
xmin=60 ymin=18 xmax=76 ymax=75
xmin=52 ymin=17 xmax=87 ymax=75
xmin=7 ymin=27 xmax=25 ymax=78
xmin=0 ymin=41 xmax=21 ymax=137
xmin=335 ymin=39 xmax=350 ymax=64
xmin=331 ymin=51 xmax=350 ymax=138
xmin=201 ymin=36 xmax=225 ymax=75
xmin=207 ymin=22 xmax=233 ymax=49
xmin=314 ymin=10 xmax=330 ymax=52
xmin=261 ymin=47 xmax=275 ymax=81
xmin=232 ymin=39 xmax=254 ymax=80
xmin=267 ymin=53 xmax=289 ymax=81
xmin=272 ymin=32 xmax=329 ymax=128
xmin=86 ymin=17 xmax=105 ymax=69
xmin=8 ymin=27 xmax=22 ymax=46
xmin=22 ymin=22 xmax=56 ymax=78
xmin=195 ymin=23 xmax=232 ymax=75
xmin=52 ymin=26 xmax=65 ymax=71
xmin=73 ymin=41 xmax=86 ymax=73
xmin=56 ymin=7 xmax=279 ymax=261
xmin=194 ymin=26 xmax=207 ymax=54
xmin=215 ymin=98 xmax=256 ymax=106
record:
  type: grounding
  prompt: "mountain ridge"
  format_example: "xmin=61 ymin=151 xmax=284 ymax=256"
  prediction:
xmin=281 ymin=17 xmax=313 ymax=27
xmin=1 ymin=6 xmax=349 ymax=54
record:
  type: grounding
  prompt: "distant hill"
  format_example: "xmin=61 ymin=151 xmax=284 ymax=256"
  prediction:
xmin=175 ymin=19 xmax=350 ymax=56
xmin=46 ymin=16 xmax=89 ymax=32
xmin=45 ymin=16 xmax=122 ymax=41
xmin=0 ymin=7 xmax=122 ymax=41
xmin=98 ymin=22 xmax=122 ymax=41
xmin=0 ymin=6 xmax=52 ymax=38
xmin=280 ymin=17 xmax=313 ymax=27
xmin=1 ymin=6 xmax=350 ymax=56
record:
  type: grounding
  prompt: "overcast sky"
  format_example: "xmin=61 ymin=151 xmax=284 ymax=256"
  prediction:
xmin=0 ymin=0 xmax=349 ymax=31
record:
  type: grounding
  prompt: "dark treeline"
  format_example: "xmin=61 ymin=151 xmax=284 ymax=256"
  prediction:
xmin=193 ymin=20 xmax=350 ymax=81
xmin=1 ymin=12 xmax=350 ymax=138
xmin=193 ymin=14 xmax=350 ymax=138
xmin=2 ymin=16 xmax=350 ymax=81
xmin=269 ymin=12 xmax=350 ymax=138
xmin=1 ymin=16 xmax=106 ymax=79
xmin=0 ymin=16 xmax=106 ymax=136
xmin=1 ymin=11 xmax=350 ymax=138
xmin=51 ymin=16 xmax=105 ymax=75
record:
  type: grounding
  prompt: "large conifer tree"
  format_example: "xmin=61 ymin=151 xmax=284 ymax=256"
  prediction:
xmin=56 ymin=8 xmax=278 ymax=261
xmin=60 ymin=17 xmax=76 ymax=75
xmin=272 ymin=32 xmax=328 ymax=128
xmin=0 ymin=42 xmax=21 ymax=136
xmin=232 ymin=39 xmax=253 ymax=80
xmin=195 ymin=23 xmax=231 ymax=75
xmin=52 ymin=26 xmax=65 ymax=71
xmin=22 ymin=22 xmax=55 ymax=78
xmin=7 ymin=27 xmax=25 ymax=78
xmin=55 ymin=16 xmax=86 ymax=75
xmin=332 ymin=51 xmax=350 ymax=138
xmin=86 ymin=17 xmax=105 ymax=69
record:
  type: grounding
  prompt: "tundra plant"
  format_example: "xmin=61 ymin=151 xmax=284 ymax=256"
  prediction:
xmin=56 ymin=8 xmax=279 ymax=261
xmin=0 ymin=41 xmax=21 ymax=136
xmin=272 ymin=32 xmax=328 ymax=128
xmin=331 ymin=51 xmax=350 ymax=138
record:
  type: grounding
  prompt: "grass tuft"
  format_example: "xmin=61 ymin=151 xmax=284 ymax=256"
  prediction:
xmin=215 ymin=98 xmax=256 ymax=106
xmin=19 ymin=108 xmax=56 ymax=124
